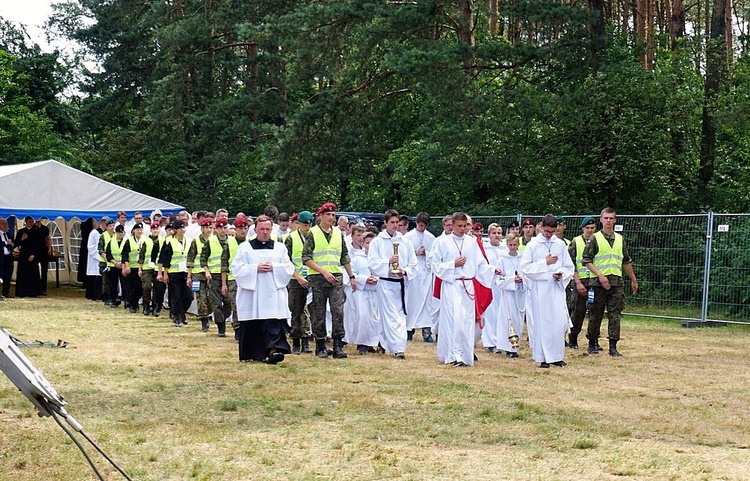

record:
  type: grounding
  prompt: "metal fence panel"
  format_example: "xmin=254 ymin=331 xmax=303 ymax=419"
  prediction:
xmin=708 ymin=214 xmax=750 ymax=322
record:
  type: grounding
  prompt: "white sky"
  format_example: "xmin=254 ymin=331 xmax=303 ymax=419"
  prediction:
xmin=0 ymin=0 xmax=69 ymax=52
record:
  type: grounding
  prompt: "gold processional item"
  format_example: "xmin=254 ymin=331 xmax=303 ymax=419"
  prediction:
xmin=390 ymin=242 xmax=400 ymax=275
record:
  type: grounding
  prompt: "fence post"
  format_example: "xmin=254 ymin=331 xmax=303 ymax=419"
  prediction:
xmin=701 ymin=212 xmax=713 ymax=323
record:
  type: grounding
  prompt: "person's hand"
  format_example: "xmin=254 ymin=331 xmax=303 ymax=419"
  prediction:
xmin=553 ymin=272 xmax=562 ymax=281
xmin=186 ymin=276 xmax=192 ymax=288
xmin=389 ymin=255 xmax=399 ymax=264
xmin=416 ymin=246 xmax=426 ymax=256
xmin=576 ymin=281 xmax=587 ymax=296
xmin=545 ymin=255 xmax=558 ymax=265
xmin=351 ymin=279 xmax=358 ymax=292
xmin=494 ymin=267 xmax=503 ymax=276
xmin=205 ymin=272 xmax=212 ymax=282
xmin=323 ymin=271 xmax=336 ymax=284
xmin=367 ymin=275 xmax=378 ymax=285
xmin=454 ymin=256 xmax=467 ymax=267
xmin=221 ymin=284 xmax=228 ymax=297
xmin=298 ymin=277 xmax=309 ymax=290
xmin=631 ymin=279 xmax=639 ymax=295
xmin=28 ymin=254 xmax=34 ymax=262
xmin=599 ymin=275 xmax=611 ymax=290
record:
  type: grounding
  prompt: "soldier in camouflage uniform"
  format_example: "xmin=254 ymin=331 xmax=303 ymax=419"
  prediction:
xmin=582 ymin=207 xmax=639 ymax=357
xmin=566 ymin=216 xmax=597 ymax=349
xmin=187 ymin=217 xmax=214 ymax=332
xmin=202 ymin=217 xmax=233 ymax=338
xmin=284 ymin=210 xmax=314 ymax=354
xmin=222 ymin=215 xmax=250 ymax=340
xmin=302 ymin=202 xmax=357 ymax=359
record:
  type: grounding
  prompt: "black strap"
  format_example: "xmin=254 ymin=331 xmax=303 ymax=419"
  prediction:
xmin=379 ymin=277 xmax=407 ymax=315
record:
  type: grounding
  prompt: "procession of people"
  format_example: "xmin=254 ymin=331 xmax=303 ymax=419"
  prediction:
xmin=2 ymin=205 xmax=638 ymax=368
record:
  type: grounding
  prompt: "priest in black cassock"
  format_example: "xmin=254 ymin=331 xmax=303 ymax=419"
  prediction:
xmin=231 ymin=215 xmax=294 ymax=364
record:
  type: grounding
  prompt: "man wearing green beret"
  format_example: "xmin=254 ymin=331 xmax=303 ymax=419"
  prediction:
xmin=567 ymin=216 xmax=598 ymax=349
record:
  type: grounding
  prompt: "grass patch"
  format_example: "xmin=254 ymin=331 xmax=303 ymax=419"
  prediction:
xmin=0 ymin=291 xmax=748 ymax=480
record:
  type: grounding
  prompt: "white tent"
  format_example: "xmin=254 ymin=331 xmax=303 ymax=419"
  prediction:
xmin=0 ymin=160 xmax=185 ymax=285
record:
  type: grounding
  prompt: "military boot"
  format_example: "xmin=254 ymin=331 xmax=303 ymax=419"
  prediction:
xmin=316 ymin=339 xmax=328 ymax=358
xmin=609 ymin=339 xmax=622 ymax=357
xmin=200 ymin=318 xmax=210 ymax=332
xmin=568 ymin=333 xmax=579 ymax=349
xmin=301 ymin=337 xmax=312 ymax=353
xmin=142 ymin=302 xmax=150 ymax=316
xmin=332 ymin=337 xmax=348 ymax=359
xmin=292 ymin=338 xmax=301 ymax=355
xmin=588 ymin=338 xmax=599 ymax=355
xmin=216 ymin=321 xmax=226 ymax=338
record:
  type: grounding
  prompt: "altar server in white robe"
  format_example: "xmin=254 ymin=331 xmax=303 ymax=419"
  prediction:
xmin=344 ymin=230 xmax=380 ymax=354
xmin=232 ymin=215 xmax=295 ymax=364
xmin=404 ymin=212 xmax=437 ymax=343
xmin=431 ymin=212 xmax=499 ymax=367
xmin=367 ymin=210 xmax=418 ymax=359
xmin=481 ymin=223 xmax=508 ymax=353
xmin=494 ymin=233 xmax=526 ymax=357
xmin=519 ymin=214 xmax=574 ymax=368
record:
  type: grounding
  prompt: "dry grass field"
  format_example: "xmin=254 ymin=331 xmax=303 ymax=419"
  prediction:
xmin=1 ymin=287 xmax=749 ymax=481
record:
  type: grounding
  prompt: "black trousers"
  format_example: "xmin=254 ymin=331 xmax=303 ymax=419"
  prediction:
xmin=168 ymin=272 xmax=192 ymax=321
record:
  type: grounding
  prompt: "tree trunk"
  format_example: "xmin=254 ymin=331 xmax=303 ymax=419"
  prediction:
xmin=670 ymin=0 xmax=685 ymax=50
xmin=488 ymin=0 xmax=499 ymax=34
xmin=699 ymin=0 xmax=729 ymax=205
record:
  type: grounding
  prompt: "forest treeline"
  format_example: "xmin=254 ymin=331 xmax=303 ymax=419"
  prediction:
xmin=2 ymin=0 xmax=750 ymax=216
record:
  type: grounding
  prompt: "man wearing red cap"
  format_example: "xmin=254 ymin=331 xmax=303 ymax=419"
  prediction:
xmin=519 ymin=217 xmax=535 ymax=251
xmin=188 ymin=217 xmax=215 ymax=332
xmin=137 ymin=222 xmax=160 ymax=315
xmin=302 ymin=202 xmax=357 ymax=359
xmin=202 ymin=217 xmax=233 ymax=338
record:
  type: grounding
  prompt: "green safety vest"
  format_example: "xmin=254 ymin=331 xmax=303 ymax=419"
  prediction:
xmin=127 ymin=236 xmax=142 ymax=265
xmin=141 ymin=236 xmax=155 ymax=270
xmin=190 ymin=236 xmax=209 ymax=269
xmin=99 ymin=230 xmax=113 ymax=263
xmin=309 ymin=225 xmax=343 ymax=275
xmin=573 ymin=235 xmax=592 ymax=279
xmin=167 ymin=237 xmax=188 ymax=273
xmin=592 ymin=231 xmax=624 ymax=277
xmin=226 ymin=236 xmax=239 ymax=281
xmin=107 ymin=237 xmax=125 ymax=267
xmin=206 ymin=236 xmax=225 ymax=275
xmin=289 ymin=230 xmax=307 ymax=275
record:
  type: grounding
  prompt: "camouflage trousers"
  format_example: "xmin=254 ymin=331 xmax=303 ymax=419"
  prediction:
xmin=227 ymin=279 xmax=239 ymax=329
xmin=195 ymin=279 xmax=212 ymax=318
xmin=288 ymin=279 xmax=312 ymax=339
xmin=308 ymin=274 xmax=345 ymax=340
xmin=586 ymin=285 xmax=625 ymax=341
xmin=208 ymin=278 xmax=232 ymax=326
xmin=141 ymin=269 xmax=155 ymax=304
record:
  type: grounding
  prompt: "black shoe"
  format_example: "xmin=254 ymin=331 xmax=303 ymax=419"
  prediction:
xmin=376 ymin=345 xmax=386 ymax=355
xmin=506 ymin=352 xmax=519 ymax=358
xmin=423 ymin=335 xmax=435 ymax=343
xmin=588 ymin=341 xmax=599 ymax=355
xmin=129 ymin=306 xmax=137 ymax=314
xmin=265 ymin=351 xmax=285 ymax=364
xmin=453 ymin=361 xmax=468 ymax=367
xmin=552 ymin=360 xmax=567 ymax=367
xmin=292 ymin=338 xmax=301 ymax=355
xmin=201 ymin=319 xmax=210 ymax=332
xmin=569 ymin=343 xmax=579 ymax=349
xmin=153 ymin=306 xmax=162 ymax=317
xmin=486 ymin=346 xmax=496 ymax=353
xmin=357 ymin=344 xmax=368 ymax=355
xmin=316 ymin=339 xmax=328 ymax=358
xmin=540 ymin=362 xmax=550 ymax=368
xmin=394 ymin=352 xmax=405 ymax=359
xmin=142 ymin=304 xmax=150 ymax=316
xmin=233 ymin=329 xmax=239 ymax=341
xmin=301 ymin=337 xmax=312 ymax=353
xmin=595 ymin=342 xmax=603 ymax=352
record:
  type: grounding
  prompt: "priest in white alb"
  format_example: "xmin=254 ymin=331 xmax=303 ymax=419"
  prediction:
xmin=519 ymin=214 xmax=574 ymax=368
xmin=404 ymin=211 xmax=438 ymax=343
xmin=232 ymin=215 xmax=295 ymax=364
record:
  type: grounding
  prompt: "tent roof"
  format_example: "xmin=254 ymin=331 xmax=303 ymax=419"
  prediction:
xmin=0 ymin=160 xmax=184 ymax=221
